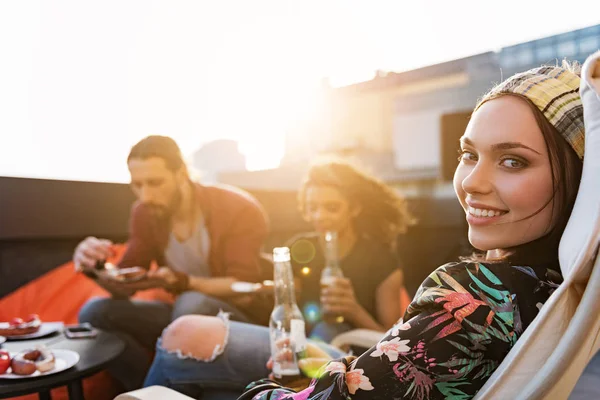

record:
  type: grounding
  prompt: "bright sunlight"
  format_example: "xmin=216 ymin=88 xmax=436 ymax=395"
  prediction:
xmin=0 ymin=0 xmax=597 ymax=182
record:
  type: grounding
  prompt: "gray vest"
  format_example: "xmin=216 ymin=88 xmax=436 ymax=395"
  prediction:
xmin=164 ymin=217 xmax=211 ymax=277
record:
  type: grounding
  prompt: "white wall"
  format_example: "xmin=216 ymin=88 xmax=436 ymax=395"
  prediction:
xmin=393 ymin=110 xmax=444 ymax=171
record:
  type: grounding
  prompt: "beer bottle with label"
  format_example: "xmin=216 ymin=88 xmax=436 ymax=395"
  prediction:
xmin=269 ymin=247 xmax=307 ymax=384
xmin=320 ymin=231 xmax=345 ymax=323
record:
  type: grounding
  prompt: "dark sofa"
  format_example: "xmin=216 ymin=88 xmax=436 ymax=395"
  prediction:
xmin=0 ymin=176 xmax=468 ymax=299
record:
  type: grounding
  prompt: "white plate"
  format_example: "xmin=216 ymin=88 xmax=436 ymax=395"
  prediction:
xmin=0 ymin=349 xmax=80 ymax=379
xmin=0 ymin=336 xmax=5 ymax=345
xmin=4 ymin=322 xmax=64 ymax=340
xmin=98 ymin=266 xmax=147 ymax=283
xmin=231 ymin=280 xmax=274 ymax=294
xmin=231 ymin=281 xmax=262 ymax=293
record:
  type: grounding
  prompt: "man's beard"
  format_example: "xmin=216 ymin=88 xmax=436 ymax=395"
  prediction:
xmin=148 ymin=187 xmax=183 ymax=219
xmin=167 ymin=187 xmax=183 ymax=216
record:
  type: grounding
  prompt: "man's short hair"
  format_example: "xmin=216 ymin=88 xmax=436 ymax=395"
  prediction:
xmin=127 ymin=135 xmax=185 ymax=172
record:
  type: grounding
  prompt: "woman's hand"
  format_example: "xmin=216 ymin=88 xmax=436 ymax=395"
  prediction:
xmin=266 ymin=341 xmax=333 ymax=383
xmin=320 ymin=277 xmax=361 ymax=321
xmin=298 ymin=343 xmax=332 ymax=379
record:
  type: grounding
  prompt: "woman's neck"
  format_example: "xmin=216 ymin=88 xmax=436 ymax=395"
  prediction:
xmin=336 ymin=227 xmax=358 ymax=260
xmin=486 ymin=235 xmax=560 ymax=268
xmin=485 ymin=249 xmax=504 ymax=260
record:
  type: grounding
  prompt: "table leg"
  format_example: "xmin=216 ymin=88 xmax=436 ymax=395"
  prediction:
xmin=67 ymin=379 xmax=85 ymax=400
xmin=38 ymin=390 xmax=52 ymax=400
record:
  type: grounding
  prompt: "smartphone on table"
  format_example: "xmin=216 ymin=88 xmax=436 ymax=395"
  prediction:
xmin=64 ymin=323 xmax=98 ymax=339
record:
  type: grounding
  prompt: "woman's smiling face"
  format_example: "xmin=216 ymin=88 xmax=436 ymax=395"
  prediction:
xmin=302 ymin=184 xmax=358 ymax=236
xmin=453 ymin=95 xmax=556 ymax=251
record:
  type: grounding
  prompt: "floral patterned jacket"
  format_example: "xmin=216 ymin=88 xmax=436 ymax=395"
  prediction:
xmin=240 ymin=261 xmax=562 ymax=400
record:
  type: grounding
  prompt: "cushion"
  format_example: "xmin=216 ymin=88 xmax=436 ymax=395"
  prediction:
xmin=0 ymin=244 xmax=173 ymax=400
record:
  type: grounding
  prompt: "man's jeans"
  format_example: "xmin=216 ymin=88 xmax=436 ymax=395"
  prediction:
xmin=144 ymin=319 xmax=347 ymax=400
xmin=78 ymin=291 xmax=251 ymax=391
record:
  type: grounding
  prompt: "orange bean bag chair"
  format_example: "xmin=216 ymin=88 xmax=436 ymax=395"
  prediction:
xmin=0 ymin=244 xmax=173 ymax=400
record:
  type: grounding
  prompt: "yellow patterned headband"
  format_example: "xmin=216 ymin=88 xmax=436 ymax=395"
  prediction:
xmin=476 ymin=65 xmax=585 ymax=159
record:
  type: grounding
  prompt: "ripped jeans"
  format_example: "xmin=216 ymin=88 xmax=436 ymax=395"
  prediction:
xmin=143 ymin=313 xmax=347 ymax=400
xmin=78 ymin=292 xmax=252 ymax=392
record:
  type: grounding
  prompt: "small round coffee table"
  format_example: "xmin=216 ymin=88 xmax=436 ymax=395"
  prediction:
xmin=0 ymin=328 xmax=125 ymax=400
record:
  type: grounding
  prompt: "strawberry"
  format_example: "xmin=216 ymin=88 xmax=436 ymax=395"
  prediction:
xmin=0 ymin=351 xmax=10 ymax=374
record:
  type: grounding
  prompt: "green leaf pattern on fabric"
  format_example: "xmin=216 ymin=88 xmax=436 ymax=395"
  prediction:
xmin=240 ymin=262 xmax=562 ymax=400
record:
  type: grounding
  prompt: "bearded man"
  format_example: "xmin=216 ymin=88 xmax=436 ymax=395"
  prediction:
xmin=74 ymin=135 xmax=269 ymax=390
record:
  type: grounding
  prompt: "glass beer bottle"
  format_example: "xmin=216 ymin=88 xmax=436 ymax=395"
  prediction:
xmin=269 ymin=247 xmax=307 ymax=383
xmin=320 ymin=231 xmax=345 ymax=324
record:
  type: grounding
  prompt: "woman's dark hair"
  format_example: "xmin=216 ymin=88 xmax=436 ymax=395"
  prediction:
xmin=464 ymin=93 xmax=583 ymax=266
xmin=127 ymin=135 xmax=185 ymax=172
xmin=298 ymin=160 xmax=416 ymax=250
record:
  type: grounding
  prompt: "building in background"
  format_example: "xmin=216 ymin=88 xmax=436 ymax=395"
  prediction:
xmin=392 ymin=24 xmax=599 ymax=185
xmin=220 ymin=24 xmax=600 ymax=192
xmin=191 ymin=139 xmax=246 ymax=183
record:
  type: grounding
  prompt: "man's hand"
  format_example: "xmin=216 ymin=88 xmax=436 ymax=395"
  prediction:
xmin=93 ymin=276 xmax=137 ymax=298
xmin=320 ymin=277 xmax=361 ymax=321
xmin=147 ymin=267 xmax=178 ymax=286
xmin=73 ymin=237 xmax=114 ymax=272
xmin=147 ymin=267 xmax=189 ymax=294
xmin=94 ymin=271 xmax=165 ymax=298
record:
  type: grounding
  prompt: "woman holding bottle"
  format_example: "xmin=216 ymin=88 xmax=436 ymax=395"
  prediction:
xmin=143 ymin=160 xmax=415 ymax=398
xmin=287 ymin=161 xmax=415 ymax=342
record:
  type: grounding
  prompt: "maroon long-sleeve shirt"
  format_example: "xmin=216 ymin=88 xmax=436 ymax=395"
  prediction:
xmin=118 ymin=182 xmax=269 ymax=283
